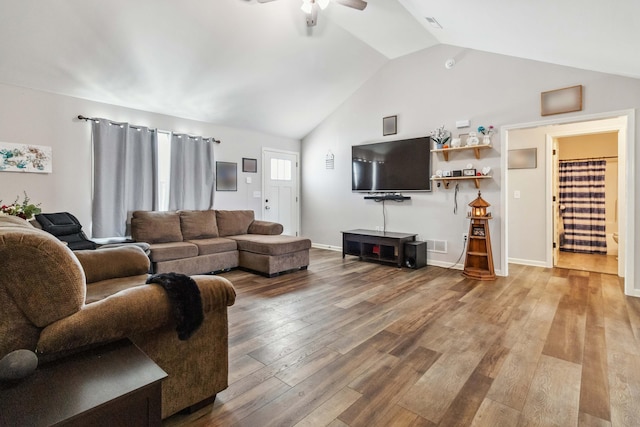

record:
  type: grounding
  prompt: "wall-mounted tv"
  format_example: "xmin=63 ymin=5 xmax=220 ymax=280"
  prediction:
xmin=352 ymin=136 xmax=431 ymax=192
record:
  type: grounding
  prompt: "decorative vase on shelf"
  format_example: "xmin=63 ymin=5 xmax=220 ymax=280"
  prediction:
xmin=436 ymin=143 xmax=444 ymax=150
xmin=482 ymin=135 xmax=491 ymax=145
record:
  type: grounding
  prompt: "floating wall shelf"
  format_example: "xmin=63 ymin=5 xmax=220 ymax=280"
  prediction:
xmin=431 ymin=144 xmax=492 ymax=161
xmin=431 ymin=175 xmax=492 ymax=189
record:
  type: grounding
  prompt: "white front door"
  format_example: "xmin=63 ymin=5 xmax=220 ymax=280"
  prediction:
xmin=262 ymin=149 xmax=300 ymax=236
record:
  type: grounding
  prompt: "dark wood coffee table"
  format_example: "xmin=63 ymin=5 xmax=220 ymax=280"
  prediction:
xmin=0 ymin=339 xmax=167 ymax=427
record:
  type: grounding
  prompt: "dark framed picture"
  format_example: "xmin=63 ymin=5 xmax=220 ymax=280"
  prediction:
xmin=216 ymin=161 xmax=237 ymax=191
xmin=242 ymin=158 xmax=257 ymax=173
xmin=463 ymin=168 xmax=476 ymax=176
xmin=383 ymin=115 xmax=397 ymax=136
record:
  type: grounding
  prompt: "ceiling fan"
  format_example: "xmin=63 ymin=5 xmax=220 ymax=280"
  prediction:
xmin=257 ymin=0 xmax=367 ymax=27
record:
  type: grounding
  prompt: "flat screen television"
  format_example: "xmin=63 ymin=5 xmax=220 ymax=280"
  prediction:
xmin=352 ymin=136 xmax=431 ymax=192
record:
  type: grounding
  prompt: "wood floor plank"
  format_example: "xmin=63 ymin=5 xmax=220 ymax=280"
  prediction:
xmin=470 ymin=398 xmax=521 ymax=427
xmin=578 ymin=412 xmax=612 ymax=427
xmin=293 ymin=387 xmax=362 ymax=427
xmin=339 ymin=347 xmax=440 ymax=427
xmin=165 ymin=249 xmax=640 ymax=427
xmin=436 ymin=371 xmax=493 ymax=427
xmin=607 ymin=351 xmax=640 ymax=426
xmin=579 ymin=273 xmax=611 ymax=422
xmin=518 ymin=355 xmax=581 ymax=427
xmin=398 ymin=336 xmax=492 ymax=423
xmin=542 ymin=273 xmax=588 ymax=364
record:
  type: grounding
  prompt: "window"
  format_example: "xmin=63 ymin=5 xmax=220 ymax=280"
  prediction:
xmin=157 ymin=132 xmax=171 ymax=211
xmin=270 ymin=158 xmax=292 ymax=181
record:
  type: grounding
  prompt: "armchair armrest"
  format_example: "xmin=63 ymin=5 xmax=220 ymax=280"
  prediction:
xmin=248 ymin=220 xmax=283 ymax=235
xmin=36 ymin=275 xmax=236 ymax=355
xmin=74 ymin=246 xmax=150 ymax=284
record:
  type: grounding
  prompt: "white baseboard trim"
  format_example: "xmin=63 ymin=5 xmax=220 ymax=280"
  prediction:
xmin=312 ymin=243 xmax=342 ymax=252
xmin=508 ymin=257 xmax=548 ymax=268
xmin=312 ymin=244 xmax=506 ymax=276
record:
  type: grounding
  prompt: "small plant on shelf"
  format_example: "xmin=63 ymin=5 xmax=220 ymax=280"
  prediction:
xmin=430 ymin=125 xmax=451 ymax=149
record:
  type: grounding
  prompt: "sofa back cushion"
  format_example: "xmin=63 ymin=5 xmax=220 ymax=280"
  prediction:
xmin=216 ymin=210 xmax=255 ymax=236
xmin=179 ymin=210 xmax=219 ymax=240
xmin=131 ymin=211 xmax=183 ymax=243
xmin=0 ymin=216 xmax=85 ymax=358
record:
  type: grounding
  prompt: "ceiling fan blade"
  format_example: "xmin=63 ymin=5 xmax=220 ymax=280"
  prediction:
xmin=333 ymin=0 xmax=367 ymax=10
xmin=257 ymin=0 xmax=278 ymax=3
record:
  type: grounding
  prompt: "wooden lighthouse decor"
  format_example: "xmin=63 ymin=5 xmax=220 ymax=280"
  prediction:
xmin=463 ymin=191 xmax=496 ymax=280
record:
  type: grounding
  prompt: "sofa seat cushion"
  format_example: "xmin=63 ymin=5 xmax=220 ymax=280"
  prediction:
xmin=229 ymin=235 xmax=311 ymax=256
xmin=186 ymin=237 xmax=237 ymax=256
xmin=179 ymin=210 xmax=219 ymax=239
xmin=148 ymin=242 xmax=199 ymax=262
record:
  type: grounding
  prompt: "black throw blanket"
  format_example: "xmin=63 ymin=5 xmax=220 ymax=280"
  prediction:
xmin=146 ymin=273 xmax=204 ymax=340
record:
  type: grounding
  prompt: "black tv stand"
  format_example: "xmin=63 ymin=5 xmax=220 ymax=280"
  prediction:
xmin=341 ymin=229 xmax=417 ymax=268
xmin=363 ymin=194 xmax=411 ymax=202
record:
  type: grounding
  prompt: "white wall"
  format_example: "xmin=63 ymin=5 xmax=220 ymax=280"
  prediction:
xmin=301 ymin=44 xmax=640 ymax=278
xmin=0 ymin=83 xmax=299 ymax=235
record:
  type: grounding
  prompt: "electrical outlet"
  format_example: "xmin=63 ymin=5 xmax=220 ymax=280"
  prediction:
xmin=462 ymin=233 xmax=468 ymax=241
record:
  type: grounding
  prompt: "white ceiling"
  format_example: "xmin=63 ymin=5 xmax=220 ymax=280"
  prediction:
xmin=0 ymin=0 xmax=638 ymax=139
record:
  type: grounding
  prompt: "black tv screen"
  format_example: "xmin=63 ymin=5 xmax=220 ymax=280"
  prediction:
xmin=352 ymin=136 xmax=431 ymax=192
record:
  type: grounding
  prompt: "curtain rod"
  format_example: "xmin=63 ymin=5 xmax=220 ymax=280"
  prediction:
xmin=560 ymin=155 xmax=618 ymax=162
xmin=77 ymin=115 xmax=221 ymax=143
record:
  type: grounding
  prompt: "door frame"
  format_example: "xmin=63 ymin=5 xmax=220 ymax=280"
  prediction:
xmin=261 ymin=147 xmax=301 ymax=237
xmin=502 ymin=109 xmax=635 ymax=296
xmin=546 ymin=122 xmax=625 ymax=275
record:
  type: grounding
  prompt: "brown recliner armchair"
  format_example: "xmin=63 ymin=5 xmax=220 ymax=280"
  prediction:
xmin=0 ymin=215 xmax=236 ymax=418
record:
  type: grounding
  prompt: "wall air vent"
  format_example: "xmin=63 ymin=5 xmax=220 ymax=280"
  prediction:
xmin=425 ymin=17 xmax=443 ymax=29
xmin=426 ymin=239 xmax=447 ymax=253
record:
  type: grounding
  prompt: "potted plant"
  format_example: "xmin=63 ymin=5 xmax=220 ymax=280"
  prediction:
xmin=0 ymin=192 xmax=41 ymax=220
xmin=431 ymin=125 xmax=451 ymax=149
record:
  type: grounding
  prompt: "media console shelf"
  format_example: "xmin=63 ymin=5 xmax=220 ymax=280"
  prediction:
xmin=342 ymin=229 xmax=416 ymax=268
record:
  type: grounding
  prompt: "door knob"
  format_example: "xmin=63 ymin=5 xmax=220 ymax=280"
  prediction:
xmin=265 ymin=206 xmax=270 ymax=210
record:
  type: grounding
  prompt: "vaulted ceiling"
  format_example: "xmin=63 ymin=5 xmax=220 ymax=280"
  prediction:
xmin=1 ymin=0 xmax=638 ymax=139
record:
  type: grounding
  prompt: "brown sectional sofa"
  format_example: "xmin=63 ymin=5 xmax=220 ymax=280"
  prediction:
xmin=0 ymin=215 xmax=236 ymax=419
xmin=131 ymin=209 xmax=311 ymax=277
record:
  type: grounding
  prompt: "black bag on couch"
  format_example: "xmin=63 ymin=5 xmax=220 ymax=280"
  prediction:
xmin=35 ymin=212 xmax=97 ymax=250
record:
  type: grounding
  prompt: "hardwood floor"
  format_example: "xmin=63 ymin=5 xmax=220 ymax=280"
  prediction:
xmin=164 ymin=248 xmax=640 ymax=427
xmin=556 ymin=251 xmax=618 ymax=275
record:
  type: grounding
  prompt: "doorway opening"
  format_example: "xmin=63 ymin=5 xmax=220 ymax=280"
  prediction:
xmin=503 ymin=110 xmax=635 ymax=295
xmin=553 ymin=132 xmax=619 ymax=275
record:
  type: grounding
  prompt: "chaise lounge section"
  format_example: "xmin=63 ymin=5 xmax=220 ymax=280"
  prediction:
xmin=131 ymin=209 xmax=311 ymax=277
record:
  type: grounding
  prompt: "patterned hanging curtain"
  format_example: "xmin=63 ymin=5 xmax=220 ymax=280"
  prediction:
xmin=558 ymin=160 xmax=607 ymax=254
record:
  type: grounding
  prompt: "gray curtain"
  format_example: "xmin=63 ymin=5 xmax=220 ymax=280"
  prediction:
xmin=92 ymin=119 xmax=158 ymax=237
xmin=168 ymin=134 xmax=215 ymax=211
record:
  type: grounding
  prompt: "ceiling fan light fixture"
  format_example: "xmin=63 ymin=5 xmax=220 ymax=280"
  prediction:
xmin=318 ymin=0 xmax=330 ymax=9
